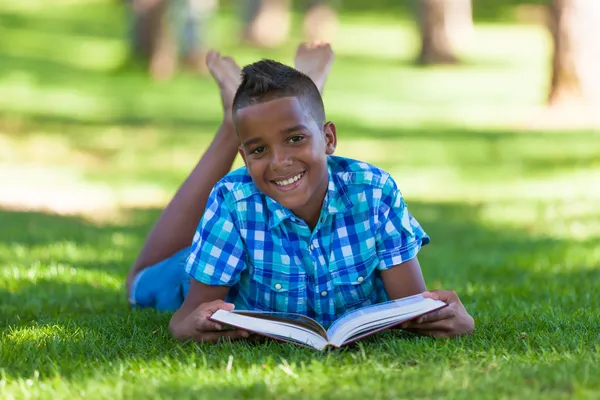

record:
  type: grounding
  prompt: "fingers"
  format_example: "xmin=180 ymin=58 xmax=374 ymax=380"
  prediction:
xmin=404 ymin=316 xmax=474 ymax=337
xmin=422 ymin=290 xmax=459 ymax=303
xmin=401 ymin=307 xmax=475 ymax=337
xmin=421 ymin=290 xmax=438 ymax=300
xmin=399 ymin=304 xmax=457 ymax=331
xmin=194 ymin=300 xmax=236 ymax=331
xmin=416 ymin=305 xmax=456 ymax=324
xmin=197 ymin=319 xmax=224 ymax=332
xmin=192 ymin=329 xmax=251 ymax=343
xmin=404 ymin=328 xmax=452 ymax=338
xmin=403 ymin=319 xmax=453 ymax=332
xmin=200 ymin=299 xmax=235 ymax=314
xmin=400 ymin=290 xmax=474 ymax=338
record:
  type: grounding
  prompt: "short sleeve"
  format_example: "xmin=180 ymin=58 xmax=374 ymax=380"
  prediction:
xmin=185 ymin=185 xmax=246 ymax=286
xmin=375 ymin=176 xmax=430 ymax=270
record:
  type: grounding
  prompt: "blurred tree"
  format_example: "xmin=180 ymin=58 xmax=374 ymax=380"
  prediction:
xmin=128 ymin=0 xmax=174 ymax=79
xmin=416 ymin=0 xmax=472 ymax=65
xmin=129 ymin=0 xmax=167 ymax=62
xmin=127 ymin=0 xmax=215 ymax=80
xmin=548 ymin=0 xmax=600 ymax=108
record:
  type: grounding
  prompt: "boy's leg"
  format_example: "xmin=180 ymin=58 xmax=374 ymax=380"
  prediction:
xmin=127 ymin=50 xmax=242 ymax=297
xmin=294 ymin=41 xmax=334 ymax=94
xmin=127 ymin=42 xmax=336 ymax=308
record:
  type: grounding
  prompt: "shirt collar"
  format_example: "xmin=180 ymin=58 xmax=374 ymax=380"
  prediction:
xmin=266 ymin=165 xmax=353 ymax=229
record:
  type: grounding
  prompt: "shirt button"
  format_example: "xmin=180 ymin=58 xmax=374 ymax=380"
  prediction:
xmin=356 ymin=276 xmax=364 ymax=283
xmin=321 ymin=290 xmax=328 ymax=297
xmin=274 ymin=283 xmax=282 ymax=290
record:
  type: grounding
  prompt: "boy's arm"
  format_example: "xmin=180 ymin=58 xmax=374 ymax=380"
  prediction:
xmin=380 ymin=257 xmax=426 ymax=299
xmin=380 ymin=258 xmax=474 ymax=338
xmin=169 ymin=280 xmax=249 ymax=342
xmin=375 ymin=175 xmax=474 ymax=337
xmin=127 ymin=121 xmax=238 ymax=296
xmin=169 ymin=183 xmax=249 ymax=342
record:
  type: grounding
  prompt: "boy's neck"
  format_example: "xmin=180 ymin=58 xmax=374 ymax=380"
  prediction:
xmin=292 ymin=179 xmax=329 ymax=231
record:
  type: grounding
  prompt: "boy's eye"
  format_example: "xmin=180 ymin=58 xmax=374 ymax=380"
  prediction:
xmin=250 ymin=146 xmax=265 ymax=155
xmin=287 ymin=135 xmax=304 ymax=143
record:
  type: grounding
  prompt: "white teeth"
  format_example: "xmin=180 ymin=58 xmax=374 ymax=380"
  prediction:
xmin=275 ymin=172 xmax=304 ymax=186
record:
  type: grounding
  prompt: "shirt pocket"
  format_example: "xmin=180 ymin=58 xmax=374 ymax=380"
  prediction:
xmin=249 ymin=262 xmax=308 ymax=313
xmin=329 ymin=252 xmax=379 ymax=309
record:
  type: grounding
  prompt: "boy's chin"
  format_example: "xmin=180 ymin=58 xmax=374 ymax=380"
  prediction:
xmin=272 ymin=195 xmax=306 ymax=210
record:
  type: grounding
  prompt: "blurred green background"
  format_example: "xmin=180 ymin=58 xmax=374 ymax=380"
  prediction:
xmin=1 ymin=0 xmax=599 ymax=398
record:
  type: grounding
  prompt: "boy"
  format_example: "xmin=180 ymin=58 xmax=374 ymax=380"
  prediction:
xmin=128 ymin=43 xmax=474 ymax=342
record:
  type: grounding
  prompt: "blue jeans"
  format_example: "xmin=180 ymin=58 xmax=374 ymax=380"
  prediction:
xmin=129 ymin=247 xmax=192 ymax=312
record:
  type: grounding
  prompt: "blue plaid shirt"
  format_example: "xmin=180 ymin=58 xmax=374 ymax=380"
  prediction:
xmin=186 ymin=155 xmax=430 ymax=328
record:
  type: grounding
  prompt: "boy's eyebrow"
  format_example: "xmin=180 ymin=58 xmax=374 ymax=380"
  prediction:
xmin=281 ymin=124 xmax=309 ymax=135
xmin=242 ymin=137 xmax=261 ymax=148
xmin=242 ymin=125 xmax=309 ymax=147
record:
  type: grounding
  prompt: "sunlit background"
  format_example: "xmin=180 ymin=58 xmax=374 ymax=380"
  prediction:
xmin=1 ymin=0 xmax=600 ymax=398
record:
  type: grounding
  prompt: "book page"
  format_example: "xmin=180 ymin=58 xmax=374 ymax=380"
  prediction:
xmin=327 ymin=295 xmax=446 ymax=347
xmin=232 ymin=311 xmax=327 ymax=338
xmin=337 ymin=308 xmax=438 ymax=345
xmin=210 ymin=310 xmax=329 ymax=350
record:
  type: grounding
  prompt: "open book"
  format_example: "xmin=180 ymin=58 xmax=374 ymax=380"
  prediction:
xmin=209 ymin=294 xmax=447 ymax=350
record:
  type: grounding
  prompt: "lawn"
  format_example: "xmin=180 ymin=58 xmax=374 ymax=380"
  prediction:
xmin=1 ymin=1 xmax=600 ymax=399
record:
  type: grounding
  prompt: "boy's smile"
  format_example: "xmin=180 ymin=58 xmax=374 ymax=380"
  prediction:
xmin=235 ymin=96 xmax=336 ymax=228
xmin=272 ymin=171 xmax=305 ymax=191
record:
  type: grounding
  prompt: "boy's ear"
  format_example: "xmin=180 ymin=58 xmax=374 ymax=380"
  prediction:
xmin=238 ymin=146 xmax=247 ymax=165
xmin=323 ymin=122 xmax=337 ymax=155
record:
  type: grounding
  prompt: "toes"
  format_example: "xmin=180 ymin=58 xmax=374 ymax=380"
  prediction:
xmin=205 ymin=50 xmax=221 ymax=69
xmin=206 ymin=50 xmax=219 ymax=62
xmin=221 ymin=56 xmax=242 ymax=82
xmin=295 ymin=43 xmax=309 ymax=56
xmin=222 ymin=56 xmax=241 ymax=71
xmin=317 ymin=42 xmax=332 ymax=52
xmin=297 ymin=41 xmax=332 ymax=53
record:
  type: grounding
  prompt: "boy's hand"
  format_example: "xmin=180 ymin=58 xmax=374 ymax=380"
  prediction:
xmin=401 ymin=290 xmax=475 ymax=338
xmin=176 ymin=300 xmax=251 ymax=343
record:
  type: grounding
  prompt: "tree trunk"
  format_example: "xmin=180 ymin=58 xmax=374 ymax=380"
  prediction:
xmin=548 ymin=0 xmax=600 ymax=107
xmin=130 ymin=0 xmax=176 ymax=80
xmin=417 ymin=0 xmax=472 ymax=65
xmin=242 ymin=0 xmax=291 ymax=48
xmin=130 ymin=0 xmax=168 ymax=59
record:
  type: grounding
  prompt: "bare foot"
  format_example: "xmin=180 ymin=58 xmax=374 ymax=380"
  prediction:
xmin=206 ymin=50 xmax=242 ymax=119
xmin=294 ymin=41 xmax=334 ymax=94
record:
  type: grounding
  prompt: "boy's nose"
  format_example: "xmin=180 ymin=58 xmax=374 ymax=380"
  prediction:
xmin=270 ymin=149 xmax=292 ymax=171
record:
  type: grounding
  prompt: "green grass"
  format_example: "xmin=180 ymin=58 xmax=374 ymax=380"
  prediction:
xmin=1 ymin=1 xmax=600 ymax=399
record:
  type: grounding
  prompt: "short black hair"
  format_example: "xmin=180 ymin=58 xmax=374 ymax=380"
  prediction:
xmin=232 ymin=59 xmax=325 ymax=126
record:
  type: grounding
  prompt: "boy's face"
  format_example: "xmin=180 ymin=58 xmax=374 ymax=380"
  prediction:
xmin=236 ymin=96 xmax=336 ymax=225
